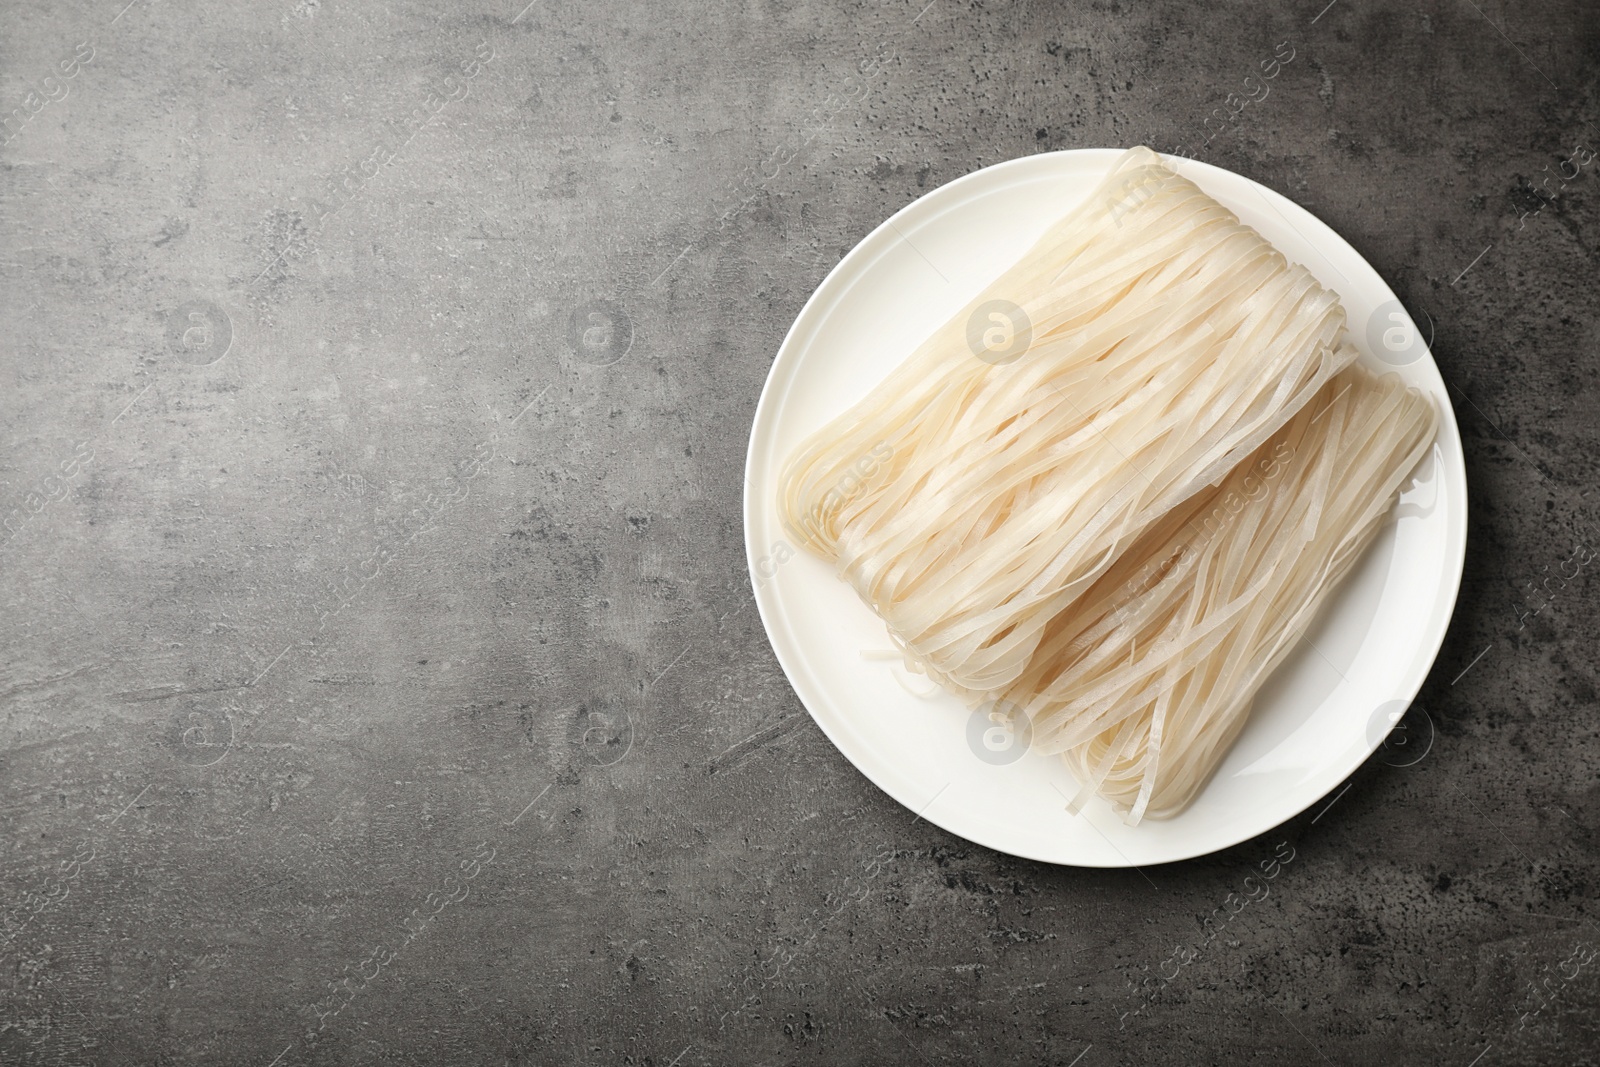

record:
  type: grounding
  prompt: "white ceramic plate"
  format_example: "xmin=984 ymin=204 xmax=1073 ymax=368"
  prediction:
xmin=743 ymin=149 xmax=1467 ymax=867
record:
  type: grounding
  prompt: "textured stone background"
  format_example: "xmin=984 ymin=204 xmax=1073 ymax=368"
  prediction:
xmin=3 ymin=0 xmax=1599 ymax=1063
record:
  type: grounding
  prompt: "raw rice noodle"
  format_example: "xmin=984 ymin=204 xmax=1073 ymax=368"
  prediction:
xmin=1001 ymin=366 xmax=1437 ymax=821
xmin=780 ymin=146 xmax=1358 ymax=696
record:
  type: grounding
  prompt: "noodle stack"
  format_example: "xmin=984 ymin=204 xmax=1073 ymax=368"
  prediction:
xmin=1008 ymin=367 xmax=1436 ymax=820
xmin=781 ymin=147 xmax=1358 ymax=696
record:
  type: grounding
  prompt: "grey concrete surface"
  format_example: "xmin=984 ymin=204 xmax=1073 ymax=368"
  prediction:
xmin=2 ymin=0 xmax=1598 ymax=1063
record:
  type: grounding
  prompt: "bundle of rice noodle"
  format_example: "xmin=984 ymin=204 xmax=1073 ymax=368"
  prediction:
xmin=780 ymin=147 xmax=1358 ymax=696
xmin=999 ymin=366 xmax=1436 ymax=821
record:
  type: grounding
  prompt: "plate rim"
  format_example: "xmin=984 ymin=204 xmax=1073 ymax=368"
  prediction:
xmin=742 ymin=146 xmax=1469 ymax=867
